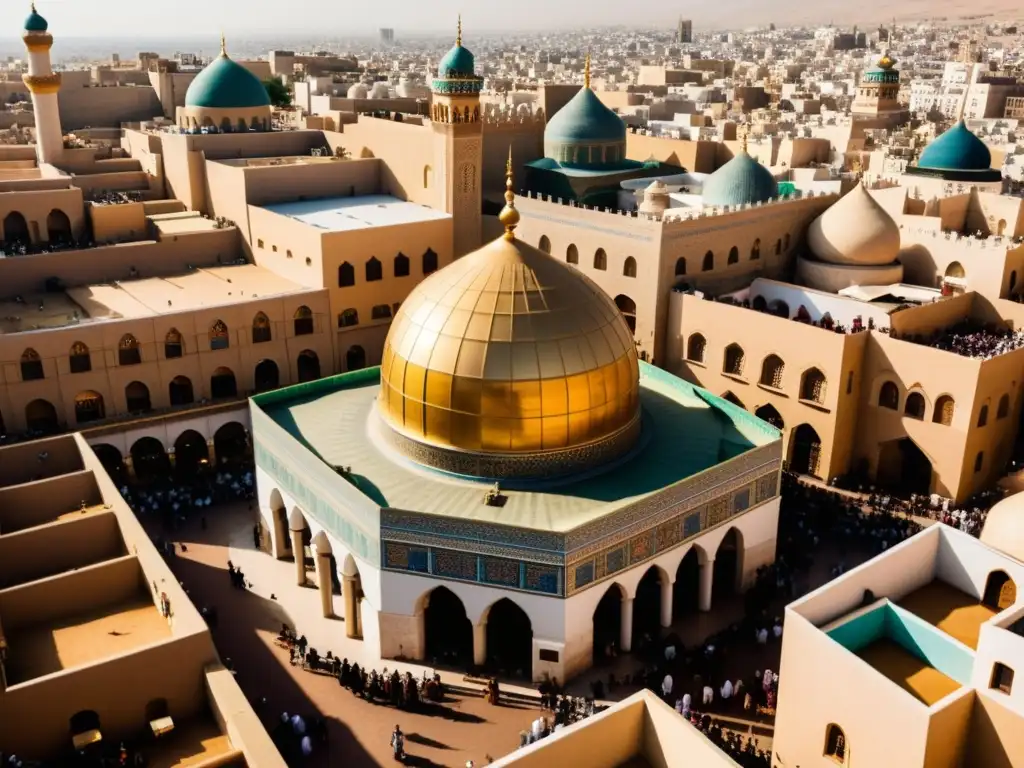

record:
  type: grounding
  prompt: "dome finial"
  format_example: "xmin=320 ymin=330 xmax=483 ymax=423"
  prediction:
xmin=499 ymin=145 xmax=520 ymax=240
xmin=584 ymin=52 xmax=591 ymax=89
xmin=31 ymin=2 xmax=36 ymax=12
xmin=456 ymin=14 xmax=462 ymax=47
xmin=740 ymin=124 xmax=749 ymax=154
xmin=220 ymin=32 xmax=227 ymax=57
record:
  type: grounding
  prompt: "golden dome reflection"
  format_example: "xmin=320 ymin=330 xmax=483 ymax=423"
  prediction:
xmin=377 ymin=173 xmax=640 ymax=478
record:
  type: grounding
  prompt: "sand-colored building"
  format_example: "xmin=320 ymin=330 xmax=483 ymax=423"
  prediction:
xmin=0 ymin=432 xmax=284 ymax=765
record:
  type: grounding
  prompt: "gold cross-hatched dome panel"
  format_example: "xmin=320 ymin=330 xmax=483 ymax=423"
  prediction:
xmin=379 ymin=235 xmax=640 ymax=456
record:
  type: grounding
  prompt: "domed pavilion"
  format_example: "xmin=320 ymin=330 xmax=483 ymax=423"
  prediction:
xmin=701 ymin=141 xmax=778 ymax=208
xmin=524 ymin=55 xmax=682 ymax=207
xmin=795 ymin=182 xmax=904 ymax=292
xmin=249 ymin=158 xmax=783 ymax=684
xmin=177 ymin=36 xmax=272 ymax=132
xmin=905 ymin=120 xmax=1001 ymax=184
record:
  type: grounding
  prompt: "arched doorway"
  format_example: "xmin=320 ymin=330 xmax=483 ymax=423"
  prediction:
xmin=592 ymin=583 xmax=624 ymax=663
xmin=423 ymin=586 xmax=472 ymax=667
xmin=46 ymin=209 xmax=72 ymax=244
xmin=633 ymin=567 xmax=665 ymax=647
xmin=254 ymin=360 xmax=279 ymax=392
xmin=25 ymin=399 xmax=58 ymax=434
xmin=92 ymin=444 xmax=125 ymax=485
xmin=74 ymin=391 xmax=105 ymax=424
xmin=3 ymin=211 xmax=29 ymax=245
xmin=297 ymin=350 xmax=321 ymax=382
xmin=673 ymin=548 xmax=700 ymax=619
xmin=169 ymin=376 xmax=194 ymax=406
xmin=214 ymin=422 xmax=248 ymax=468
xmin=722 ymin=391 xmax=745 ymax=408
xmin=130 ymin=437 xmax=170 ymax=483
xmin=539 ymin=235 xmax=551 ymax=254
xmin=346 ymin=345 xmax=366 ymax=371
xmin=210 ymin=367 xmax=237 ymax=399
xmin=983 ymin=571 xmax=1017 ymax=611
xmin=614 ymin=295 xmax=637 ymax=334
xmin=789 ymin=423 xmax=821 ymax=477
xmin=125 ymin=381 xmax=151 ymax=413
xmin=713 ymin=528 xmax=743 ymax=599
xmin=754 ymin=404 xmax=784 ymax=429
xmin=174 ymin=430 xmax=209 ymax=477
xmin=876 ymin=438 xmax=931 ymax=494
xmin=484 ymin=599 xmax=533 ymax=679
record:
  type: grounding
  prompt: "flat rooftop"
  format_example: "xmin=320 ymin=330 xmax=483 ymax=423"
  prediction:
xmin=898 ymin=580 xmax=996 ymax=650
xmin=145 ymin=718 xmax=235 ymax=768
xmin=257 ymin=364 xmax=778 ymax=531
xmin=261 ymin=194 xmax=450 ymax=232
xmin=4 ymin=595 xmax=172 ymax=684
xmin=857 ymin=639 xmax=961 ymax=706
xmin=0 ymin=265 xmax=308 ymax=335
xmin=1 ymin=502 xmax=108 ymax=536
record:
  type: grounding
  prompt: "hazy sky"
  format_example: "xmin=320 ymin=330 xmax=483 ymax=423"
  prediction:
xmin=2 ymin=1 xmax=690 ymax=39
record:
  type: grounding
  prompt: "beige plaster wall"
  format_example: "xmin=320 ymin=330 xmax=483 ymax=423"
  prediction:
xmin=89 ymin=200 xmax=148 ymax=242
xmin=205 ymin=664 xmax=287 ymax=768
xmin=59 ymin=86 xmax=162 ymax=130
xmin=0 ymin=435 xmax=83 ymax=485
xmin=965 ymin=691 xmax=1024 ymax=767
xmin=0 ymin=186 xmax=86 ymax=244
xmin=924 ymin=690 xmax=974 ymax=768
xmin=0 ymin=469 xmax=101 ymax=533
xmin=625 ymin=132 xmax=719 ymax=173
xmin=0 ymin=511 xmax=123 ymax=589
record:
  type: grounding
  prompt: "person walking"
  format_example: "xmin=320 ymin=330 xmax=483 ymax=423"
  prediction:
xmin=390 ymin=724 xmax=405 ymax=761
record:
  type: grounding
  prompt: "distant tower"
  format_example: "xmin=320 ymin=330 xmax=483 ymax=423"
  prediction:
xmin=677 ymin=18 xmax=693 ymax=44
xmin=21 ymin=3 xmax=63 ymax=166
xmin=851 ymin=53 xmax=908 ymax=128
xmin=430 ymin=15 xmax=483 ymax=256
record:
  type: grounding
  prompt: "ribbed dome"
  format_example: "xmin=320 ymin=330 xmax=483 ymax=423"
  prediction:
xmin=185 ymin=53 xmax=271 ymax=109
xmin=438 ymin=44 xmax=476 ymax=78
xmin=702 ymin=152 xmax=777 ymax=208
xmin=545 ymin=87 xmax=626 ymax=145
xmin=347 ymin=83 xmax=368 ymax=99
xmin=918 ymin=121 xmax=992 ymax=172
xmin=807 ymin=183 xmax=900 ymax=266
xmin=24 ymin=6 xmax=48 ymax=32
xmin=980 ymin=492 xmax=1024 ymax=562
xmin=378 ymin=232 xmax=640 ymax=468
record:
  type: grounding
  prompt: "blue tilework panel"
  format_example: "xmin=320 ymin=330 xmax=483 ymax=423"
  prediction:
xmin=432 ymin=548 xmax=478 ymax=581
xmin=526 ymin=564 xmax=561 ymax=595
xmin=483 ymin=557 xmax=520 ymax=587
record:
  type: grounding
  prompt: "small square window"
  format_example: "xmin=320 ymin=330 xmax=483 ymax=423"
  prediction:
xmin=539 ymin=648 xmax=559 ymax=663
xmin=991 ymin=662 xmax=1014 ymax=694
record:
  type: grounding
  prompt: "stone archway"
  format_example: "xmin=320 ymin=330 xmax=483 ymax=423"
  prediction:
xmin=422 ymin=585 xmax=472 ymax=666
xmin=173 ymin=430 xmax=209 ymax=477
xmin=592 ymin=582 xmax=626 ymax=663
xmin=788 ymin=423 xmax=821 ymax=477
xmin=213 ymin=422 xmax=248 ymax=468
xmin=673 ymin=548 xmax=700 ymax=620
xmin=130 ymin=437 xmax=170 ymax=483
xmin=633 ymin=565 xmax=671 ymax=647
xmin=713 ymin=528 xmax=744 ymax=599
xmin=483 ymin=598 xmax=534 ymax=679
xmin=983 ymin=570 xmax=1017 ymax=611
xmin=92 ymin=443 xmax=125 ymax=485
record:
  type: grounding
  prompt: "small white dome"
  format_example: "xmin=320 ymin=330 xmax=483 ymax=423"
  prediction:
xmin=369 ymin=82 xmax=390 ymax=99
xmin=807 ymin=182 xmax=900 ymax=267
xmin=347 ymin=83 xmax=368 ymax=99
xmin=980 ymin=492 xmax=1024 ymax=562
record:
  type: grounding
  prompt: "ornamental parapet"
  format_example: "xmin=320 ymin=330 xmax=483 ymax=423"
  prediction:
xmin=22 ymin=72 xmax=61 ymax=94
xmin=22 ymin=31 xmax=53 ymax=51
xmin=431 ymin=76 xmax=484 ymax=95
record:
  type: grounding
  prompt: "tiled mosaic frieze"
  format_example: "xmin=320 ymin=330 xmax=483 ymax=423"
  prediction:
xmin=381 ymin=541 xmax=563 ymax=596
xmin=382 ymin=509 xmax=565 ymax=555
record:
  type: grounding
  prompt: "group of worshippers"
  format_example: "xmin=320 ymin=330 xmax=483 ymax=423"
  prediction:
xmin=897 ymin=320 xmax=1024 ymax=360
xmin=687 ymin=715 xmax=773 ymax=768
xmin=120 ymin=467 xmax=255 ymax=529
xmin=277 ymin=625 xmax=445 ymax=710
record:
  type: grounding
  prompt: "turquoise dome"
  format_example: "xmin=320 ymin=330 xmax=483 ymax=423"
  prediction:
xmin=703 ymin=152 xmax=778 ymax=207
xmin=24 ymin=7 xmax=48 ymax=32
xmin=185 ymin=54 xmax=271 ymax=109
xmin=545 ymin=88 xmax=626 ymax=144
xmin=918 ymin=120 xmax=991 ymax=171
xmin=438 ymin=44 xmax=475 ymax=78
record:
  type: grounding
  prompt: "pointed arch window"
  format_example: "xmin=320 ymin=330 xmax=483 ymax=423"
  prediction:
xmin=164 ymin=328 xmax=183 ymax=359
xmin=252 ymin=313 xmax=272 ymax=344
xmin=20 ymin=348 xmax=44 ymax=381
xmin=293 ymin=306 xmax=314 ymax=336
xmin=69 ymin=342 xmax=91 ymax=373
xmin=118 ymin=334 xmax=141 ymax=366
xmin=422 ymin=248 xmax=438 ymax=275
xmin=209 ymin=320 xmax=230 ymax=351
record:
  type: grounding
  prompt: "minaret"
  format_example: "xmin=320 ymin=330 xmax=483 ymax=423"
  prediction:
xmin=21 ymin=3 xmax=63 ymax=166
xmin=431 ymin=15 xmax=483 ymax=256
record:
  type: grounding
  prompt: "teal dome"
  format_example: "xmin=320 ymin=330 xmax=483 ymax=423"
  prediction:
xmin=703 ymin=152 xmax=778 ymax=207
xmin=918 ymin=120 xmax=991 ymax=171
xmin=439 ymin=44 xmax=475 ymax=78
xmin=545 ymin=88 xmax=626 ymax=145
xmin=24 ymin=7 xmax=48 ymax=32
xmin=185 ymin=54 xmax=271 ymax=109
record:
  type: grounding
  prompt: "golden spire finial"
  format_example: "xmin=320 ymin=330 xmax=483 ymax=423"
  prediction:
xmin=31 ymin=2 xmax=36 ymax=12
xmin=456 ymin=14 xmax=462 ymax=47
xmin=499 ymin=145 xmax=520 ymax=240
xmin=220 ymin=32 xmax=227 ymax=57
xmin=584 ymin=53 xmax=591 ymax=89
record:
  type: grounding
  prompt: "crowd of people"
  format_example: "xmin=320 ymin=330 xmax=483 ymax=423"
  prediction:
xmin=120 ymin=468 xmax=255 ymax=526
xmin=897 ymin=320 xmax=1024 ymax=359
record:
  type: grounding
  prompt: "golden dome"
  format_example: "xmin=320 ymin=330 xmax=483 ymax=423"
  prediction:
xmin=377 ymin=205 xmax=640 ymax=479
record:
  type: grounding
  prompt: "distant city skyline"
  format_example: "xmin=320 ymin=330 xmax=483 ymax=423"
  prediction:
xmin=0 ymin=0 xmax=1016 ymax=44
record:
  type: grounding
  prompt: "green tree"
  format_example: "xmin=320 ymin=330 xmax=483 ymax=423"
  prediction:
xmin=262 ymin=77 xmax=292 ymax=108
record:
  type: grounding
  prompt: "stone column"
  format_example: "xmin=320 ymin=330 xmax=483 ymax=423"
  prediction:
xmin=167 ymin=449 xmax=176 ymax=468
xmin=343 ymin=575 xmax=360 ymax=638
xmin=123 ymin=456 xmax=137 ymax=480
xmin=473 ymin=622 xmax=487 ymax=667
xmin=699 ymin=559 xmax=715 ymax=612
xmin=660 ymin=578 xmax=674 ymax=628
xmin=315 ymin=552 xmax=333 ymax=618
xmin=620 ymin=597 xmax=634 ymax=653
xmin=290 ymin=528 xmax=305 ymax=586
xmin=206 ymin=439 xmax=217 ymax=468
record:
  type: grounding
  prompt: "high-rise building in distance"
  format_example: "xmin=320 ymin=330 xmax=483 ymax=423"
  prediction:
xmin=677 ymin=18 xmax=692 ymax=43
xmin=380 ymin=27 xmax=395 ymax=44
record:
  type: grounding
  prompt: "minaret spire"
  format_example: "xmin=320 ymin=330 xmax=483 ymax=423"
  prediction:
xmin=584 ymin=53 xmax=591 ymax=89
xmin=499 ymin=145 xmax=520 ymax=240
xmin=456 ymin=14 xmax=462 ymax=47
xmin=220 ymin=32 xmax=227 ymax=57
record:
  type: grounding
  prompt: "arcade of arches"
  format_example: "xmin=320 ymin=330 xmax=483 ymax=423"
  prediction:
xmin=91 ymin=421 xmax=251 ymax=482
